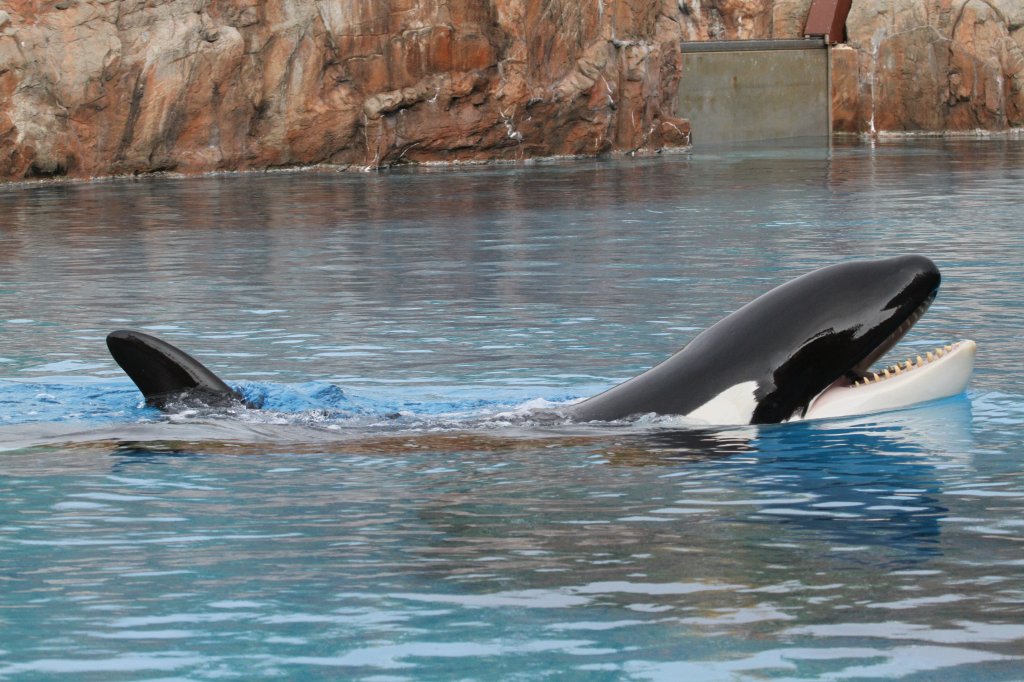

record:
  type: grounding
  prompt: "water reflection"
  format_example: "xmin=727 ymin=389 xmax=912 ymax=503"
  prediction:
xmin=0 ymin=396 xmax=1018 ymax=678
xmin=409 ymin=403 xmax=970 ymax=600
xmin=3 ymin=140 xmax=1021 ymax=396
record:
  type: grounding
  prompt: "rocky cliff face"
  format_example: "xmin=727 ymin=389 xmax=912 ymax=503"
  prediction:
xmin=832 ymin=0 xmax=1024 ymax=134
xmin=1 ymin=1 xmax=1022 ymax=181
xmin=0 ymin=0 xmax=691 ymax=179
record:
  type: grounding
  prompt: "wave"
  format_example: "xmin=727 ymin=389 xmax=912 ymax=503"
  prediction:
xmin=0 ymin=377 xmax=999 ymax=462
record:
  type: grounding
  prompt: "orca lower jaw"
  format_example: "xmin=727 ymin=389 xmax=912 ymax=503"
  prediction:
xmin=803 ymin=339 xmax=976 ymax=420
xmin=798 ymin=290 xmax=974 ymax=421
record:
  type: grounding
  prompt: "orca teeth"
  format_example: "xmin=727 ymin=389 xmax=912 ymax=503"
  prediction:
xmin=852 ymin=342 xmax=961 ymax=388
xmin=850 ymin=293 xmax=936 ymax=381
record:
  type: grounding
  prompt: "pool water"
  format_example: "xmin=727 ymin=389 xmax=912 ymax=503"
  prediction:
xmin=1 ymin=140 xmax=1023 ymax=680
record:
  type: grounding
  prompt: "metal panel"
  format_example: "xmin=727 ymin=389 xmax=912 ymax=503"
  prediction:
xmin=804 ymin=0 xmax=852 ymax=44
xmin=677 ymin=48 xmax=830 ymax=146
xmin=680 ymin=38 xmax=825 ymax=53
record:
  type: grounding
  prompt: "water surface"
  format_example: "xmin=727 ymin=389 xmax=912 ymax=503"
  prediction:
xmin=1 ymin=140 xmax=1023 ymax=680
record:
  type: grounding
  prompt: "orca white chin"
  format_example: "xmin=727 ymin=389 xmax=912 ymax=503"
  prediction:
xmin=803 ymin=339 xmax=976 ymax=421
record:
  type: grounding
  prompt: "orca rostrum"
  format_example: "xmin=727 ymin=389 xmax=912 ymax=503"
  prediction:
xmin=106 ymin=256 xmax=976 ymax=425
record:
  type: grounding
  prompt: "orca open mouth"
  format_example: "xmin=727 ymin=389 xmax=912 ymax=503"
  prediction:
xmin=805 ymin=294 xmax=976 ymax=420
xmin=845 ymin=293 xmax=936 ymax=382
xmin=848 ymin=340 xmax=967 ymax=387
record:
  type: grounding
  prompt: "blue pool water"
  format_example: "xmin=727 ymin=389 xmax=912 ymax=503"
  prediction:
xmin=1 ymin=140 xmax=1023 ymax=680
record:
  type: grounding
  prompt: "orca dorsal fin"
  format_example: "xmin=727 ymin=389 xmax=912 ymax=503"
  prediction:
xmin=106 ymin=330 xmax=250 ymax=409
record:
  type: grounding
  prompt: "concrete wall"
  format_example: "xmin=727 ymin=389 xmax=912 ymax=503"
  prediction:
xmin=678 ymin=47 xmax=829 ymax=145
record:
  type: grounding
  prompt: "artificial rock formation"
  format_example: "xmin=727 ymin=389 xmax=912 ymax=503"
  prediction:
xmin=1 ymin=1 xmax=1023 ymax=181
xmin=0 ymin=0 xmax=691 ymax=179
xmin=833 ymin=0 xmax=1024 ymax=134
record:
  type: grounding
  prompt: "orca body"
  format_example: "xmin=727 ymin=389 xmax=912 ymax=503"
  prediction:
xmin=106 ymin=256 xmax=976 ymax=425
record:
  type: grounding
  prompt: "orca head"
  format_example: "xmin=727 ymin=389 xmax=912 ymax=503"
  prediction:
xmin=722 ymin=255 xmax=943 ymax=423
xmin=569 ymin=255 xmax=972 ymax=425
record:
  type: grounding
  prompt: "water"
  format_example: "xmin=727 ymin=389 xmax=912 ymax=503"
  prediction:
xmin=1 ymin=139 xmax=1023 ymax=680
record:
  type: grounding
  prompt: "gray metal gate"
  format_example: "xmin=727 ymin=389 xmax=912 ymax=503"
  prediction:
xmin=678 ymin=39 xmax=829 ymax=146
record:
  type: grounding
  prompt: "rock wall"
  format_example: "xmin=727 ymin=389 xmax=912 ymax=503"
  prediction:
xmin=1 ymin=1 xmax=1022 ymax=181
xmin=0 ymin=0 xmax=691 ymax=180
xmin=833 ymin=0 xmax=1024 ymax=134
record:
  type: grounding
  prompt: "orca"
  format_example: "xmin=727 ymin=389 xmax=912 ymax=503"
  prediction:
xmin=105 ymin=256 xmax=976 ymax=425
